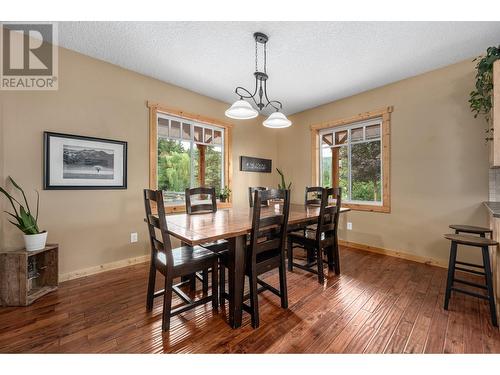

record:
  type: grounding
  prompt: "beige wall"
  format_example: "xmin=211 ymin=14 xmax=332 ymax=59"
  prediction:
xmin=0 ymin=47 xmax=278 ymax=276
xmin=278 ymin=59 xmax=489 ymax=265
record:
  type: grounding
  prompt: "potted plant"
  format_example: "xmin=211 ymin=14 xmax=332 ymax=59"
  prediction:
xmin=469 ymin=45 xmax=500 ymax=141
xmin=276 ymin=168 xmax=292 ymax=190
xmin=219 ymin=186 xmax=231 ymax=203
xmin=0 ymin=177 xmax=47 ymax=251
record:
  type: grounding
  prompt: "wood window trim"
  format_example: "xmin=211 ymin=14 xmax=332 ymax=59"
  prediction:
xmin=310 ymin=106 xmax=392 ymax=213
xmin=147 ymin=101 xmax=233 ymax=214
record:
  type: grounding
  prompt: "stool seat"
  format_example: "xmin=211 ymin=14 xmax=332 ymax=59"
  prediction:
xmin=449 ymin=224 xmax=492 ymax=235
xmin=444 ymin=234 xmax=498 ymax=247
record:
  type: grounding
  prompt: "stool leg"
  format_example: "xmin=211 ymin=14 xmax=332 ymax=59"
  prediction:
xmin=444 ymin=241 xmax=458 ymax=310
xmin=481 ymin=246 xmax=498 ymax=327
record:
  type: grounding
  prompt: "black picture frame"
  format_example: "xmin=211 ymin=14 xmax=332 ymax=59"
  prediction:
xmin=240 ymin=156 xmax=272 ymax=173
xmin=43 ymin=131 xmax=128 ymax=190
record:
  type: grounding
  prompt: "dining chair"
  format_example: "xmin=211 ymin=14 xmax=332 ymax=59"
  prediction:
xmin=297 ymin=186 xmax=325 ymax=263
xmin=184 ymin=187 xmax=228 ymax=293
xmin=248 ymin=186 xmax=269 ymax=207
xmin=144 ymin=189 xmax=219 ymax=331
xmin=185 ymin=186 xmax=218 ymax=214
xmin=221 ymin=188 xmax=290 ymax=328
xmin=304 ymin=186 xmax=323 ymax=206
xmin=287 ymin=187 xmax=342 ymax=282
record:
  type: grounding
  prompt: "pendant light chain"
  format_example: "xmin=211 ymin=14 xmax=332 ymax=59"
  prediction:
xmin=255 ymin=38 xmax=258 ymax=73
xmin=264 ymin=42 xmax=267 ymax=74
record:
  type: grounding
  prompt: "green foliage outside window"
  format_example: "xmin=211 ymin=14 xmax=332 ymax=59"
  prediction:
xmin=157 ymin=138 xmax=223 ymax=202
xmin=320 ymin=141 xmax=381 ymax=202
xmin=158 ymin=139 xmax=190 ymax=194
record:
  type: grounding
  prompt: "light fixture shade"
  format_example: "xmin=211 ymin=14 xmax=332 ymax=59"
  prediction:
xmin=225 ymin=100 xmax=258 ymax=119
xmin=263 ymin=111 xmax=292 ymax=128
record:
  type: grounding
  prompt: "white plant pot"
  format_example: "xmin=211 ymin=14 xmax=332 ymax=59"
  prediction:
xmin=23 ymin=231 xmax=48 ymax=252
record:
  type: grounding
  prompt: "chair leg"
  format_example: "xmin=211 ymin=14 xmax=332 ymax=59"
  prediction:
xmin=287 ymin=237 xmax=293 ymax=271
xmin=219 ymin=264 xmax=226 ymax=307
xmin=162 ymin=275 xmax=173 ymax=331
xmin=249 ymin=269 xmax=260 ymax=328
xmin=317 ymin=247 xmax=325 ymax=284
xmin=444 ymin=241 xmax=458 ymax=310
xmin=306 ymin=247 xmax=315 ymax=264
xmin=202 ymin=268 xmax=209 ymax=294
xmin=279 ymin=254 xmax=288 ymax=309
xmin=482 ymin=246 xmax=498 ymax=327
xmin=188 ymin=273 xmax=196 ymax=291
xmin=180 ymin=242 xmax=196 ymax=291
xmin=326 ymin=245 xmax=334 ymax=272
xmin=211 ymin=261 xmax=219 ymax=312
xmin=146 ymin=260 xmax=156 ymax=311
xmin=333 ymin=236 xmax=340 ymax=274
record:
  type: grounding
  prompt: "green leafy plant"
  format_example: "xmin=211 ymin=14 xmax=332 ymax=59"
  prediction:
xmin=0 ymin=177 xmax=41 ymax=235
xmin=276 ymin=168 xmax=292 ymax=190
xmin=219 ymin=185 xmax=231 ymax=202
xmin=469 ymin=45 xmax=500 ymax=141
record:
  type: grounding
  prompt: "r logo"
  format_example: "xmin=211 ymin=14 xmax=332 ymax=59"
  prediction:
xmin=1 ymin=23 xmax=58 ymax=90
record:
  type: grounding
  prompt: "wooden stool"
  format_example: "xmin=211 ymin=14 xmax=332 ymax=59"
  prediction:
xmin=443 ymin=233 xmax=498 ymax=327
xmin=449 ymin=224 xmax=492 ymax=238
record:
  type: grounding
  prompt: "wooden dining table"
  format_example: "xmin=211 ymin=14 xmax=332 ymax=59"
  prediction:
xmin=165 ymin=203 xmax=350 ymax=328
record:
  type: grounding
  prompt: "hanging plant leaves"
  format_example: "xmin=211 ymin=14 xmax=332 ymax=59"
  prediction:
xmin=470 ymin=45 xmax=500 ymax=132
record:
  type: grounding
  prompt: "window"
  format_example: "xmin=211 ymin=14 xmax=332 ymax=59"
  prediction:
xmin=148 ymin=102 xmax=232 ymax=212
xmin=311 ymin=107 xmax=391 ymax=213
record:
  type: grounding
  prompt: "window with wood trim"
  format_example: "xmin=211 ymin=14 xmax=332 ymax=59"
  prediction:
xmin=148 ymin=102 xmax=232 ymax=212
xmin=311 ymin=107 xmax=391 ymax=213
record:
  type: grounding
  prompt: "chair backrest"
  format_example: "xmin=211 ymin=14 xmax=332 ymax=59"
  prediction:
xmin=185 ymin=187 xmax=217 ymax=214
xmin=144 ymin=189 xmax=173 ymax=269
xmin=304 ymin=186 xmax=323 ymax=206
xmin=316 ymin=187 xmax=342 ymax=245
xmin=248 ymin=188 xmax=291 ymax=263
xmin=248 ymin=186 xmax=269 ymax=207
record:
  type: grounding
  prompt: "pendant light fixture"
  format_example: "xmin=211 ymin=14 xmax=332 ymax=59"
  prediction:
xmin=225 ymin=32 xmax=291 ymax=128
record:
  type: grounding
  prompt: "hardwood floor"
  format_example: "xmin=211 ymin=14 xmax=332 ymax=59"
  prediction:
xmin=0 ymin=246 xmax=499 ymax=353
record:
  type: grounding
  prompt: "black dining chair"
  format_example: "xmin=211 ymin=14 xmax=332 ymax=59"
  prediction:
xmin=184 ymin=187 xmax=228 ymax=293
xmin=144 ymin=189 xmax=219 ymax=331
xmin=248 ymin=186 xmax=269 ymax=207
xmin=234 ymin=188 xmax=290 ymax=328
xmin=294 ymin=186 xmax=325 ymax=263
xmin=305 ymin=186 xmax=323 ymax=206
xmin=287 ymin=187 xmax=342 ymax=282
xmin=185 ymin=186 xmax=218 ymax=214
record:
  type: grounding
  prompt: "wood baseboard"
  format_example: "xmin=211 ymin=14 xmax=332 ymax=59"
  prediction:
xmin=59 ymin=254 xmax=149 ymax=282
xmin=339 ymin=240 xmax=448 ymax=269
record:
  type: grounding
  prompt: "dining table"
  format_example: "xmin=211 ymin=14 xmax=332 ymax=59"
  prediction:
xmin=165 ymin=203 xmax=350 ymax=328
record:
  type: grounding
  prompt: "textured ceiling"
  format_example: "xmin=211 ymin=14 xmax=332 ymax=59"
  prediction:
xmin=57 ymin=21 xmax=500 ymax=115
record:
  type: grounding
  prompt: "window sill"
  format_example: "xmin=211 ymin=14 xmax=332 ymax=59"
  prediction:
xmin=164 ymin=201 xmax=232 ymax=214
xmin=343 ymin=202 xmax=390 ymax=213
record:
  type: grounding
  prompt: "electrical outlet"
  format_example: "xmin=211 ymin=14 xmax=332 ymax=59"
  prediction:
xmin=347 ymin=222 xmax=353 ymax=230
xmin=130 ymin=232 xmax=138 ymax=243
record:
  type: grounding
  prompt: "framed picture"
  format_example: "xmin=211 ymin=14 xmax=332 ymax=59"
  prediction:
xmin=43 ymin=132 xmax=127 ymax=190
xmin=240 ymin=156 xmax=272 ymax=173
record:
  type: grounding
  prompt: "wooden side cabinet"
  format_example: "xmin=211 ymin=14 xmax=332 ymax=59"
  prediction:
xmin=0 ymin=244 xmax=58 ymax=306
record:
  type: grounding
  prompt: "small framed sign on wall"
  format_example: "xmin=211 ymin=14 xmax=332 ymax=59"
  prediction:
xmin=240 ymin=156 xmax=272 ymax=173
xmin=43 ymin=132 xmax=128 ymax=190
